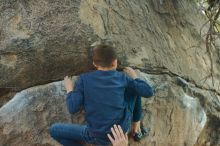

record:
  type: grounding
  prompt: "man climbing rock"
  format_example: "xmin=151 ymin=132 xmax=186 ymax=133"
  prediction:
xmin=49 ymin=45 xmax=154 ymax=145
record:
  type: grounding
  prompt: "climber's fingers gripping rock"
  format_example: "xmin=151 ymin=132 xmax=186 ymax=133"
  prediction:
xmin=64 ymin=76 xmax=74 ymax=93
xmin=123 ymin=67 xmax=138 ymax=79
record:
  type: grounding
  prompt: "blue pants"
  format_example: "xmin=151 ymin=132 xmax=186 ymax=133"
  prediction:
xmin=49 ymin=123 xmax=110 ymax=146
xmin=49 ymin=96 xmax=142 ymax=146
xmin=128 ymin=95 xmax=143 ymax=122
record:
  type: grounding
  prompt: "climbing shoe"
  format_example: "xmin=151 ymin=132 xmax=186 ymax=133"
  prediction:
xmin=133 ymin=125 xmax=150 ymax=141
xmin=141 ymin=125 xmax=150 ymax=137
xmin=133 ymin=132 xmax=143 ymax=141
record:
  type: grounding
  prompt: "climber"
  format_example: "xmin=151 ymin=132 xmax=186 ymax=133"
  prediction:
xmin=49 ymin=44 xmax=154 ymax=146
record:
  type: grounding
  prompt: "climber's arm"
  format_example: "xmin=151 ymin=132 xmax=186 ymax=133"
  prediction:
xmin=127 ymin=78 xmax=154 ymax=98
xmin=124 ymin=67 xmax=154 ymax=98
xmin=65 ymin=76 xmax=84 ymax=114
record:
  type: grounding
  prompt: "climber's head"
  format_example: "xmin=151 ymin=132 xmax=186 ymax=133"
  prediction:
xmin=92 ymin=44 xmax=118 ymax=70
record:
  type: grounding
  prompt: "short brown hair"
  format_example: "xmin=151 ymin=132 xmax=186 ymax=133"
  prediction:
xmin=92 ymin=45 xmax=117 ymax=67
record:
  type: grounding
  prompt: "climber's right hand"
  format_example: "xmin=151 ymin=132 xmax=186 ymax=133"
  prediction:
xmin=123 ymin=67 xmax=138 ymax=79
xmin=64 ymin=76 xmax=74 ymax=94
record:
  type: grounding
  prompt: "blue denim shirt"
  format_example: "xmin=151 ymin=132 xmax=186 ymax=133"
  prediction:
xmin=66 ymin=70 xmax=153 ymax=138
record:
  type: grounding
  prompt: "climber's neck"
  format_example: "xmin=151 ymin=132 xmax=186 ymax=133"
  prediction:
xmin=97 ymin=66 xmax=116 ymax=71
xmin=94 ymin=59 xmax=118 ymax=71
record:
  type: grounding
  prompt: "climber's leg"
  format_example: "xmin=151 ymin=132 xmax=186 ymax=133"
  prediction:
xmin=126 ymin=95 xmax=149 ymax=141
xmin=124 ymin=94 xmax=141 ymax=130
xmin=49 ymin=123 xmax=88 ymax=146
xmin=132 ymin=95 xmax=142 ymax=123
xmin=131 ymin=95 xmax=142 ymax=138
xmin=132 ymin=96 xmax=150 ymax=141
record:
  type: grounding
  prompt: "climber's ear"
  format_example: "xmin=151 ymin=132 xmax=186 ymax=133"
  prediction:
xmin=112 ymin=59 xmax=118 ymax=68
xmin=93 ymin=61 xmax=98 ymax=68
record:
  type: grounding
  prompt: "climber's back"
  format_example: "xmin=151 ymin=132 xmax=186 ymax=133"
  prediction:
xmin=77 ymin=70 xmax=130 ymax=136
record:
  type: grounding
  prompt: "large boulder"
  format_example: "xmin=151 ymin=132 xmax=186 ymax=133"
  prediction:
xmin=1 ymin=0 xmax=220 ymax=104
xmin=1 ymin=0 xmax=220 ymax=146
xmin=0 ymin=71 xmax=219 ymax=146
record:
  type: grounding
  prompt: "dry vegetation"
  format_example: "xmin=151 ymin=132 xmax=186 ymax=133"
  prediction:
xmin=197 ymin=0 xmax=220 ymax=86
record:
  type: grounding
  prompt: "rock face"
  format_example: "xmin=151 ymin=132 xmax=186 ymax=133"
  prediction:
xmin=1 ymin=0 xmax=220 ymax=104
xmin=0 ymin=72 xmax=219 ymax=146
xmin=0 ymin=0 xmax=220 ymax=146
xmin=0 ymin=80 xmax=72 ymax=146
xmin=0 ymin=0 xmax=97 ymax=101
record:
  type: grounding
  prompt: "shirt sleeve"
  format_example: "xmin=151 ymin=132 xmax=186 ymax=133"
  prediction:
xmin=127 ymin=77 xmax=154 ymax=98
xmin=66 ymin=76 xmax=84 ymax=114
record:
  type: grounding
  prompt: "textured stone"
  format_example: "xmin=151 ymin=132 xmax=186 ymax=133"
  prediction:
xmin=0 ymin=0 xmax=98 ymax=100
xmin=1 ymin=0 xmax=220 ymax=104
xmin=0 ymin=0 xmax=220 ymax=146
xmin=0 ymin=72 xmax=219 ymax=146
